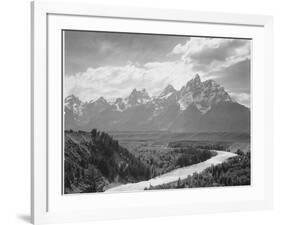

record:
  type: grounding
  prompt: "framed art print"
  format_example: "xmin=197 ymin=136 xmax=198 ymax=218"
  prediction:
xmin=31 ymin=1 xmax=273 ymax=224
xmin=63 ymin=30 xmax=251 ymax=194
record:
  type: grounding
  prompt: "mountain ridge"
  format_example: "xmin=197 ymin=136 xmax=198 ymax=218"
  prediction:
xmin=65 ymin=74 xmax=250 ymax=133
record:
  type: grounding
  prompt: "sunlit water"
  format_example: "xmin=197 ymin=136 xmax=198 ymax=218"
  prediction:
xmin=105 ymin=150 xmax=236 ymax=192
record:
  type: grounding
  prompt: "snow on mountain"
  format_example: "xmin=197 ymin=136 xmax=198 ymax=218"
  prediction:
xmin=125 ymin=88 xmax=151 ymax=107
xmin=114 ymin=98 xmax=126 ymax=112
xmin=64 ymin=94 xmax=85 ymax=116
xmin=86 ymin=96 xmax=112 ymax=114
xmin=158 ymin=84 xmax=177 ymax=99
xmin=89 ymin=96 xmax=108 ymax=105
xmin=178 ymin=74 xmax=233 ymax=113
xmin=64 ymin=74 xmax=234 ymax=115
xmin=64 ymin=74 xmax=249 ymax=132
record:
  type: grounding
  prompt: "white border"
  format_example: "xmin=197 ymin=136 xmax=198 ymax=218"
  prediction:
xmin=31 ymin=1 xmax=273 ymax=224
xmin=49 ymin=13 xmax=262 ymax=212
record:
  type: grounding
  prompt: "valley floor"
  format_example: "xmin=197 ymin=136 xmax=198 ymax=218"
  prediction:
xmin=105 ymin=150 xmax=236 ymax=193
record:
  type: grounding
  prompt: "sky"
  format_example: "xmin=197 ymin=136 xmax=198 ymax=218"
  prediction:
xmin=64 ymin=30 xmax=251 ymax=107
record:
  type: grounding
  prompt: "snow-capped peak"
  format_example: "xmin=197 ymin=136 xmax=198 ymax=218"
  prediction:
xmin=114 ymin=97 xmax=126 ymax=111
xmin=178 ymin=74 xmax=233 ymax=113
xmin=65 ymin=94 xmax=80 ymax=103
xmin=65 ymin=74 xmax=234 ymax=117
xmin=64 ymin=94 xmax=84 ymax=116
xmin=193 ymin=73 xmax=201 ymax=82
xmin=158 ymin=84 xmax=176 ymax=98
xmin=187 ymin=74 xmax=202 ymax=87
xmin=88 ymin=96 xmax=109 ymax=106
xmin=95 ymin=96 xmax=107 ymax=104
xmin=126 ymin=88 xmax=151 ymax=106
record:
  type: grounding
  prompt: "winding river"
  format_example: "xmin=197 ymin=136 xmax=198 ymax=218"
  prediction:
xmin=105 ymin=150 xmax=236 ymax=193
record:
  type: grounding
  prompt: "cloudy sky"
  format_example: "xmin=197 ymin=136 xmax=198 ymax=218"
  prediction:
xmin=64 ymin=30 xmax=251 ymax=107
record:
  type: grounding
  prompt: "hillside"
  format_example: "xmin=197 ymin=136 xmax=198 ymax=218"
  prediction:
xmin=64 ymin=129 xmax=218 ymax=194
xmin=64 ymin=130 xmax=150 ymax=193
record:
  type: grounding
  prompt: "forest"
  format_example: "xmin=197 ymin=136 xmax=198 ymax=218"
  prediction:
xmin=146 ymin=150 xmax=250 ymax=190
xmin=64 ymin=129 xmax=151 ymax=193
xmin=168 ymin=140 xmax=230 ymax=151
xmin=64 ymin=129 xmax=215 ymax=193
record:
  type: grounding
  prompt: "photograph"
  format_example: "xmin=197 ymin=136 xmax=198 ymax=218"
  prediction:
xmin=63 ymin=30 xmax=251 ymax=194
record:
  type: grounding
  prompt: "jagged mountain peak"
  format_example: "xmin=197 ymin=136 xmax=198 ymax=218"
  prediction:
xmin=65 ymin=94 xmax=81 ymax=103
xmin=178 ymin=74 xmax=234 ymax=113
xmin=96 ymin=96 xmax=107 ymax=103
xmin=158 ymin=84 xmax=177 ymax=98
xmin=203 ymin=79 xmax=217 ymax=86
xmin=64 ymin=95 xmax=83 ymax=110
xmin=141 ymin=88 xmax=148 ymax=93
xmin=89 ymin=96 xmax=109 ymax=106
xmin=202 ymin=79 xmax=233 ymax=103
xmin=187 ymin=73 xmax=202 ymax=86
xmin=64 ymin=94 xmax=84 ymax=116
xmin=193 ymin=73 xmax=201 ymax=81
xmin=163 ymin=84 xmax=176 ymax=93
xmin=115 ymin=97 xmax=123 ymax=103
xmin=180 ymin=74 xmax=203 ymax=96
xmin=130 ymin=88 xmax=149 ymax=96
xmin=114 ymin=97 xmax=126 ymax=111
xmin=126 ymin=88 xmax=151 ymax=106
xmin=64 ymin=74 xmax=249 ymax=133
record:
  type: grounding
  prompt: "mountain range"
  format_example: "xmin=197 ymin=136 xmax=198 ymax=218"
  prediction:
xmin=64 ymin=74 xmax=250 ymax=133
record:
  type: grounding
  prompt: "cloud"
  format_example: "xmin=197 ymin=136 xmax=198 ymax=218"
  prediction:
xmin=65 ymin=61 xmax=197 ymax=101
xmin=171 ymin=37 xmax=250 ymax=74
xmin=170 ymin=37 xmax=251 ymax=107
xmin=206 ymin=59 xmax=251 ymax=94
xmin=65 ymin=31 xmax=188 ymax=75
xmin=65 ymin=64 xmax=144 ymax=101
xmin=65 ymin=34 xmax=251 ymax=107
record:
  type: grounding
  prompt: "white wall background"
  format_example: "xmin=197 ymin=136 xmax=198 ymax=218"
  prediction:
xmin=0 ymin=0 xmax=279 ymax=224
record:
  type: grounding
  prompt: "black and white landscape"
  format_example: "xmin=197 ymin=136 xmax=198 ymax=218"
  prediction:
xmin=63 ymin=31 xmax=251 ymax=194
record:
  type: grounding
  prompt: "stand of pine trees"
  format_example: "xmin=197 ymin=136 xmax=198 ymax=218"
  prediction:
xmin=64 ymin=129 xmax=151 ymax=194
xmin=147 ymin=150 xmax=250 ymax=190
xmin=175 ymin=148 xmax=215 ymax=168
